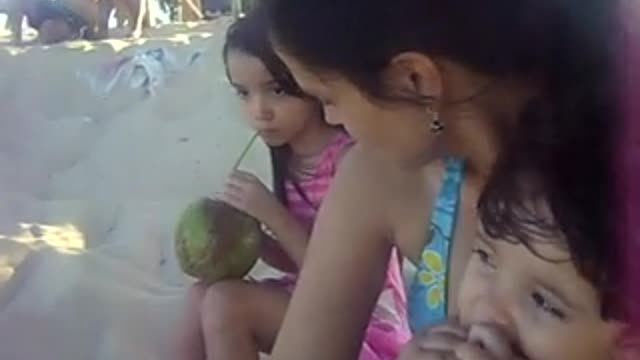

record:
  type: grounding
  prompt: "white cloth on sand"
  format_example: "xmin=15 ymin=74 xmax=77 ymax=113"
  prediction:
xmin=80 ymin=47 xmax=205 ymax=98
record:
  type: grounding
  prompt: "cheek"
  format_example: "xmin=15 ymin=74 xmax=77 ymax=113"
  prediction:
xmin=323 ymin=101 xmax=359 ymax=127
xmin=336 ymin=114 xmax=367 ymax=140
xmin=321 ymin=103 xmax=367 ymax=140
xmin=341 ymin=105 xmax=393 ymax=144
xmin=369 ymin=107 xmax=435 ymax=160
xmin=238 ymin=101 xmax=253 ymax=119
xmin=457 ymin=262 xmax=489 ymax=321
xmin=398 ymin=110 xmax=438 ymax=152
xmin=520 ymin=324 xmax=614 ymax=360
xmin=273 ymin=101 xmax=314 ymax=130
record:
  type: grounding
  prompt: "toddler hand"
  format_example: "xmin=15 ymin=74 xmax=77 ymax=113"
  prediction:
xmin=454 ymin=323 xmax=527 ymax=360
xmin=218 ymin=170 xmax=282 ymax=225
xmin=397 ymin=320 xmax=468 ymax=360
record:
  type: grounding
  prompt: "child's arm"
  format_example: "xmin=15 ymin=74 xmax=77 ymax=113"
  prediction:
xmin=7 ymin=0 xmax=24 ymax=44
xmin=130 ymin=0 xmax=148 ymax=38
xmin=258 ymin=201 xmax=308 ymax=269
xmin=218 ymin=170 xmax=309 ymax=270
xmin=258 ymin=231 xmax=299 ymax=273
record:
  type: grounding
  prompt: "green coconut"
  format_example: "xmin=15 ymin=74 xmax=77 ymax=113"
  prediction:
xmin=175 ymin=198 xmax=261 ymax=284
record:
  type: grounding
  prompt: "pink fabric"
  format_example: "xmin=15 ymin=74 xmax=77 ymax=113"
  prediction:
xmin=362 ymin=249 xmax=411 ymax=360
xmin=260 ymin=131 xmax=411 ymax=360
xmin=284 ymin=131 xmax=353 ymax=228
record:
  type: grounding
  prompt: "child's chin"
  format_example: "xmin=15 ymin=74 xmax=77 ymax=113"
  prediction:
xmin=262 ymin=137 xmax=287 ymax=148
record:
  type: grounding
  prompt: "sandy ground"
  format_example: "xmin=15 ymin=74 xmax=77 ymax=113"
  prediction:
xmin=0 ymin=19 xmax=278 ymax=360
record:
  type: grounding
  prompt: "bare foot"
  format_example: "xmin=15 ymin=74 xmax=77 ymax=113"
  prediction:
xmin=131 ymin=27 xmax=143 ymax=39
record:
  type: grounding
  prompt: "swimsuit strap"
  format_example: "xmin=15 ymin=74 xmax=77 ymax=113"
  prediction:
xmin=407 ymin=157 xmax=464 ymax=332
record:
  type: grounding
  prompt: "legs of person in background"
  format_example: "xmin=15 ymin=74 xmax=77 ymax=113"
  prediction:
xmin=38 ymin=18 xmax=75 ymax=44
xmin=179 ymin=0 xmax=202 ymax=21
xmin=96 ymin=0 xmax=114 ymax=38
xmin=7 ymin=9 xmax=24 ymax=44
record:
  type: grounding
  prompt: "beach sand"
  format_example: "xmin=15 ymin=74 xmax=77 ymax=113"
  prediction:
xmin=0 ymin=19 xmax=279 ymax=360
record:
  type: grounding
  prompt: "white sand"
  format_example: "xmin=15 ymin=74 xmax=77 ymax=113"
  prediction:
xmin=0 ymin=20 xmax=277 ymax=360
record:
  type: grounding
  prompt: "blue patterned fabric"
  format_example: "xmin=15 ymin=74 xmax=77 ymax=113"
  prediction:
xmin=407 ymin=157 xmax=464 ymax=333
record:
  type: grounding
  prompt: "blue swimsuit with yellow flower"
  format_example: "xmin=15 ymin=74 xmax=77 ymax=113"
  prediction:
xmin=407 ymin=157 xmax=464 ymax=333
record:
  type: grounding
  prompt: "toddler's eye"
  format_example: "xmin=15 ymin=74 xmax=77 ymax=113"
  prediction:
xmin=472 ymin=247 xmax=496 ymax=269
xmin=531 ymin=291 xmax=566 ymax=320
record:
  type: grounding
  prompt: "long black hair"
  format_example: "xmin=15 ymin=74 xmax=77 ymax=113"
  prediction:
xmin=265 ymin=0 xmax=620 ymax=315
xmin=223 ymin=6 xmax=323 ymax=207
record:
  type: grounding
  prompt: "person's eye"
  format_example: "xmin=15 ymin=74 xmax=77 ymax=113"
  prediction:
xmin=531 ymin=291 xmax=567 ymax=320
xmin=235 ymin=88 xmax=249 ymax=99
xmin=272 ymin=86 xmax=286 ymax=96
xmin=472 ymin=247 xmax=496 ymax=269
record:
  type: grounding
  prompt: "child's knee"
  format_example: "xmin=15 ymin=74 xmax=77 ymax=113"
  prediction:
xmin=201 ymin=281 xmax=247 ymax=329
xmin=185 ymin=282 xmax=207 ymax=303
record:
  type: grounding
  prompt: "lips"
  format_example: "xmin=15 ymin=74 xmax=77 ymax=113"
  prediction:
xmin=258 ymin=129 xmax=279 ymax=138
xmin=257 ymin=130 xmax=283 ymax=145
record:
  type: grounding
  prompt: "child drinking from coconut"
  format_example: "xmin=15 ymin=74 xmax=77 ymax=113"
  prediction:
xmin=174 ymin=7 xmax=410 ymax=360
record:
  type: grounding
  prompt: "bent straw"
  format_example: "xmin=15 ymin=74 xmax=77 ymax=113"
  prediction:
xmin=232 ymin=132 xmax=260 ymax=171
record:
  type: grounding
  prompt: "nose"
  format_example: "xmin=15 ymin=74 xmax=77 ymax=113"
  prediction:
xmin=247 ymin=95 xmax=273 ymax=123
xmin=469 ymin=293 xmax=513 ymax=328
xmin=462 ymin=285 xmax=523 ymax=357
xmin=467 ymin=323 xmax=518 ymax=359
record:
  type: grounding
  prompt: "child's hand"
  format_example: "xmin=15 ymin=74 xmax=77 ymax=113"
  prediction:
xmin=454 ymin=323 xmax=526 ymax=360
xmin=397 ymin=320 xmax=468 ymax=360
xmin=398 ymin=322 xmax=526 ymax=360
xmin=218 ymin=170 xmax=283 ymax=225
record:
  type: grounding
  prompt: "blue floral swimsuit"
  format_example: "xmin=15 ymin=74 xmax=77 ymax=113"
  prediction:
xmin=407 ymin=157 xmax=464 ymax=333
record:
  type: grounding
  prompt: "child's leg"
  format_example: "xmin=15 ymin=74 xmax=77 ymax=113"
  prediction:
xmin=132 ymin=0 xmax=149 ymax=38
xmin=7 ymin=9 xmax=24 ymax=44
xmin=201 ymin=280 xmax=290 ymax=360
xmin=175 ymin=283 xmax=208 ymax=360
xmin=95 ymin=0 xmax=114 ymax=39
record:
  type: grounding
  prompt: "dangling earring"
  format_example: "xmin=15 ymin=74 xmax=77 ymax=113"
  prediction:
xmin=429 ymin=109 xmax=445 ymax=134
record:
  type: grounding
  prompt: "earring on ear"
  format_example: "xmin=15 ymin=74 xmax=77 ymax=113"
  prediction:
xmin=429 ymin=108 xmax=445 ymax=134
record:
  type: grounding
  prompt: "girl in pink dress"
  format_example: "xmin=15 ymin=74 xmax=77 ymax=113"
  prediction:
xmin=174 ymin=7 xmax=410 ymax=360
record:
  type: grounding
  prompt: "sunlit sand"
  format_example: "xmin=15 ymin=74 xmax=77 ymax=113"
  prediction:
xmin=0 ymin=18 xmax=277 ymax=360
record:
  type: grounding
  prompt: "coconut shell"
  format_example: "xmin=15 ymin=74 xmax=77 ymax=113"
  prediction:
xmin=175 ymin=198 xmax=261 ymax=284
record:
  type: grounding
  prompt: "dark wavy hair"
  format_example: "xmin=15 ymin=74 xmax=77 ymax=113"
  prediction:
xmin=265 ymin=0 xmax=619 ymax=316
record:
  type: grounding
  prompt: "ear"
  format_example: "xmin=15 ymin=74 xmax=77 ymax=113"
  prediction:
xmin=383 ymin=52 xmax=443 ymax=102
